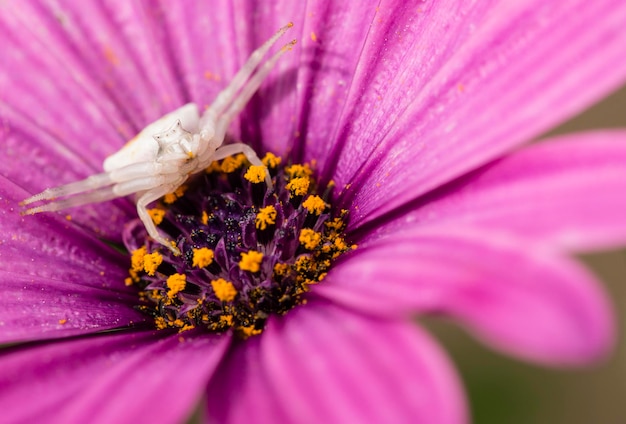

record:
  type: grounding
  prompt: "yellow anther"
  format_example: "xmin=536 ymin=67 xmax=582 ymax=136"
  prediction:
xmin=273 ymin=262 xmax=289 ymax=276
xmin=299 ymin=228 xmax=321 ymax=250
xmin=256 ymin=205 xmax=277 ymax=230
xmin=148 ymin=208 xmax=166 ymax=225
xmin=295 ymin=255 xmax=311 ymax=269
xmin=237 ymin=325 xmax=262 ymax=339
xmin=220 ymin=315 xmax=234 ymax=326
xmin=166 ymin=273 xmax=186 ymax=298
xmin=302 ymin=195 xmax=326 ymax=215
xmin=221 ymin=154 xmax=246 ymax=173
xmin=192 ymin=247 xmax=214 ymax=268
xmin=163 ymin=185 xmax=187 ymax=204
xmin=286 ymin=163 xmax=312 ymax=178
xmin=262 ymin=152 xmax=282 ymax=168
xmin=205 ymin=161 xmax=221 ymax=174
xmin=143 ymin=252 xmax=163 ymax=276
xmin=163 ymin=193 xmax=177 ymax=204
xmin=211 ymin=278 xmax=237 ymax=302
xmin=155 ymin=316 xmax=168 ymax=330
xmin=131 ymin=246 xmax=147 ymax=272
xmin=239 ymin=250 xmax=263 ymax=272
xmin=325 ymin=217 xmax=345 ymax=231
xmin=244 ymin=165 xmax=267 ymax=184
xmin=286 ymin=177 xmax=310 ymax=196
xmin=333 ymin=237 xmax=348 ymax=251
xmin=201 ymin=211 xmax=209 ymax=225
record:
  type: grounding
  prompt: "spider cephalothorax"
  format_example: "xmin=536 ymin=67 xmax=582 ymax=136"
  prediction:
xmin=22 ymin=23 xmax=296 ymax=255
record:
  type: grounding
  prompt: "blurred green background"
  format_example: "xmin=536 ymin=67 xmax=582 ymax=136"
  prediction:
xmin=423 ymin=84 xmax=626 ymax=424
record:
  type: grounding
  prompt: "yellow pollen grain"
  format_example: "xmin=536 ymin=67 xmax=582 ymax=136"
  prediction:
xmin=238 ymin=325 xmax=262 ymax=339
xmin=166 ymin=273 xmax=186 ymax=299
xmin=131 ymin=246 xmax=147 ymax=272
xmin=155 ymin=317 xmax=167 ymax=330
xmin=262 ymin=152 xmax=281 ymax=168
xmin=286 ymin=177 xmax=310 ymax=196
xmin=124 ymin=277 xmax=133 ymax=286
xmin=143 ymin=252 xmax=163 ymax=276
xmin=244 ymin=165 xmax=267 ymax=184
xmin=334 ymin=237 xmax=348 ymax=251
xmin=205 ymin=161 xmax=222 ymax=173
xmin=147 ymin=208 xmax=166 ymax=225
xmin=58 ymin=319 xmax=67 ymax=325
xmin=302 ymin=195 xmax=326 ymax=215
xmin=286 ymin=163 xmax=312 ymax=178
xmin=325 ymin=217 xmax=345 ymax=231
xmin=255 ymin=205 xmax=277 ymax=230
xmin=239 ymin=250 xmax=263 ymax=273
xmin=221 ymin=154 xmax=246 ymax=173
xmin=299 ymin=228 xmax=321 ymax=250
xmin=211 ymin=278 xmax=237 ymax=302
xmin=163 ymin=185 xmax=187 ymax=204
xmin=273 ymin=262 xmax=289 ymax=276
xmin=220 ymin=315 xmax=234 ymax=326
xmin=163 ymin=193 xmax=177 ymax=204
xmin=192 ymin=247 xmax=214 ymax=268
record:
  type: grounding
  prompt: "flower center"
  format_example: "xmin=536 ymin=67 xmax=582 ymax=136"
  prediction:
xmin=123 ymin=152 xmax=355 ymax=338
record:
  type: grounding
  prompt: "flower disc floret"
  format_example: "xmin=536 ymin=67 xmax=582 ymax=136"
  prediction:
xmin=125 ymin=153 xmax=355 ymax=337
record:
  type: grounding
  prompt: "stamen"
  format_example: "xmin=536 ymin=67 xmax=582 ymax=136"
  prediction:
xmin=125 ymin=152 xmax=355 ymax=338
xmin=239 ymin=250 xmax=264 ymax=273
xmin=255 ymin=205 xmax=277 ymax=230
xmin=286 ymin=177 xmax=310 ymax=196
xmin=166 ymin=273 xmax=186 ymax=298
xmin=143 ymin=252 xmax=163 ymax=276
xmin=211 ymin=278 xmax=237 ymax=302
xmin=192 ymin=247 xmax=214 ymax=268
xmin=148 ymin=208 xmax=166 ymax=225
xmin=302 ymin=195 xmax=326 ymax=215
xmin=244 ymin=165 xmax=268 ymax=184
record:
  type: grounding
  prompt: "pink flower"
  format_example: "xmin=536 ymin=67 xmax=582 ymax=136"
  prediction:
xmin=1 ymin=1 xmax=626 ymax=423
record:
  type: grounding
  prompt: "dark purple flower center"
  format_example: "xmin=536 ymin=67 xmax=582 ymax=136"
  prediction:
xmin=123 ymin=152 xmax=354 ymax=338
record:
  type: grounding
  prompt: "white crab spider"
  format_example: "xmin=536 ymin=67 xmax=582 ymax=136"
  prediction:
xmin=22 ymin=23 xmax=296 ymax=255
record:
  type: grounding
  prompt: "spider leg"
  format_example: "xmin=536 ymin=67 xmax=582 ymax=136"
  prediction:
xmin=213 ymin=38 xmax=297 ymax=142
xmin=212 ymin=143 xmax=272 ymax=187
xmin=22 ymin=185 xmax=119 ymax=215
xmin=21 ymin=161 xmax=181 ymax=214
xmin=203 ymin=22 xmax=294 ymax=121
xmin=21 ymin=173 xmax=113 ymax=206
xmin=136 ymin=185 xmax=183 ymax=255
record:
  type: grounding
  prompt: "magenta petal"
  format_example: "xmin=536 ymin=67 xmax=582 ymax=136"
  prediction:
xmin=316 ymin=229 xmax=614 ymax=365
xmin=207 ymin=337 xmax=288 ymax=424
xmin=0 ymin=271 xmax=144 ymax=343
xmin=0 ymin=177 xmax=131 ymax=287
xmin=0 ymin=331 xmax=230 ymax=424
xmin=330 ymin=1 xmax=626 ymax=228
xmin=369 ymin=131 xmax=626 ymax=251
xmin=259 ymin=302 xmax=466 ymax=423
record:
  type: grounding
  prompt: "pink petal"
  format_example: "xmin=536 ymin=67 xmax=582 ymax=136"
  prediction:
xmin=0 ymin=330 xmax=230 ymax=424
xmin=0 ymin=177 xmax=145 ymax=341
xmin=207 ymin=337 xmax=289 ymax=424
xmin=0 ymin=177 xmax=131 ymax=287
xmin=326 ymin=1 xmax=626 ymax=229
xmin=315 ymin=228 xmax=614 ymax=365
xmin=0 ymin=271 xmax=144 ymax=344
xmin=209 ymin=301 xmax=467 ymax=423
xmin=367 ymin=131 xmax=626 ymax=252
